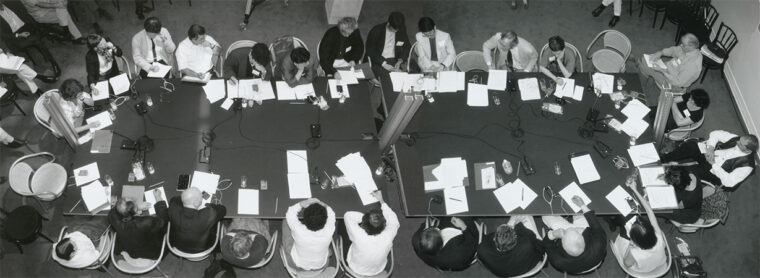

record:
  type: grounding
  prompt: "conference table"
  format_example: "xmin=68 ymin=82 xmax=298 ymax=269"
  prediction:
xmin=381 ymin=71 xmax=655 ymax=217
xmin=63 ymin=72 xmax=387 ymax=218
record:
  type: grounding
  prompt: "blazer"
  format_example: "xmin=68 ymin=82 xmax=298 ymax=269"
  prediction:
xmin=364 ymin=22 xmax=410 ymax=66
xmin=108 ymin=201 xmax=169 ymax=260
xmin=279 ymin=54 xmax=318 ymax=87
xmin=318 ymin=26 xmax=364 ymax=75
xmin=223 ymin=47 xmax=273 ymax=81
xmin=415 ymin=29 xmax=456 ymax=72
xmin=0 ymin=3 xmax=39 ymax=49
xmin=543 ymin=211 xmax=607 ymax=274
xmin=167 ymin=196 xmax=226 ymax=253
xmin=411 ymin=217 xmax=478 ymax=271
xmin=477 ymin=223 xmax=545 ymax=277
xmin=85 ymin=39 xmax=123 ymax=85
xmin=131 ymin=28 xmax=176 ymax=72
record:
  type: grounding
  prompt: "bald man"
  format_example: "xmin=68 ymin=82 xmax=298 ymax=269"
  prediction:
xmin=168 ymin=187 xmax=226 ymax=253
xmin=638 ymin=33 xmax=702 ymax=102
xmin=541 ymin=196 xmax=607 ymax=274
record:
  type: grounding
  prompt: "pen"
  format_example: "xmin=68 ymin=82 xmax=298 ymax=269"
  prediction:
xmin=289 ymin=102 xmax=306 ymax=105
xmin=449 ymin=198 xmax=462 ymax=202
xmin=521 ymin=188 xmax=524 ymax=201
xmin=274 ymin=197 xmax=279 ymax=214
xmin=69 ymin=199 xmax=82 ymax=213
xmin=516 ymin=160 xmax=521 ymax=177
xmin=148 ymin=181 xmax=165 ymax=189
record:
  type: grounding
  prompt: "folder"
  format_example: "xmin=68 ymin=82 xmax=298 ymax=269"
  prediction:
xmin=474 ymin=162 xmax=496 ymax=190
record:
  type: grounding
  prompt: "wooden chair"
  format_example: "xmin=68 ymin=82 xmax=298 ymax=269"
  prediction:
xmin=699 ymin=22 xmax=737 ymax=83
xmin=110 ymin=231 xmax=168 ymax=277
xmin=221 ymin=40 xmax=258 ymax=79
xmin=455 ymin=51 xmax=489 ymax=72
xmin=166 ymin=223 xmax=220 ymax=261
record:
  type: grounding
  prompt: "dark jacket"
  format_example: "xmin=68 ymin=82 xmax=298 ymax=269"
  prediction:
xmin=85 ymin=39 xmax=123 ymax=86
xmin=0 ymin=2 xmax=40 ymax=50
xmin=543 ymin=211 xmax=607 ymax=274
xmin=411 ymin=217 xmax=478 ymax=271
xmin=364 ymin=22 xmax=410 ymax=66
xmin=279 ymin=54 xmax=318 ymax=88
xmin=318 ymin=26 xmax=364 ymax=75
xmin=168 ymin=196 xmax=226 ymax=253
xmin=223 ymin=47 xmax=273 ymax=81
xmin=108 ymin=201 xmax=169 ymax=260
xmin=478 ymin=223 xmax=545 ymax=277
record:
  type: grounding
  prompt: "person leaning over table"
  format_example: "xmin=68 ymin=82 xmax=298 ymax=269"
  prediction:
xmin=411 ymin=216 xmax=478 ymax=271
xmin=109 ymin=190 xmax=168 ymax=262
xmin=132 ymin=17 xmax=176 ymax=79
xmin=541 ymin=196 xmax=607 ymax=274
xmin=660 ymin=130 xmax=757 ymax=189
xmin=56 ymin=79 xmax=100 ymax=133
xmin=85 ymin=34 xmax=122 ymax=91
xmin=343 ymin=191 xmax=400 ymax=276
xmin=657 ymin=167 xmax=703 ymax=224
xmin=283 ymin=198 xmax=336 ymax=270
xmin=414 ymin=17 xmax=455 ymax=73
xmin=539 ymin=36 xmax=576 ymax=84
xmin=477 ymin=215 xmax=545 ymax=277
xmin=224 ymin=42 xmax=273 ymax=85
xmin=482 ymin=30 xmax=538 ymax=72
xmin=280 ymin=47 xmax=318 ymax=88
xmin=365 ymin=11 xmax=410 ymax=77
xmin=176 ymin=24 xmax=221 ymax=79
xmin=638 ymin=33 xmax=702 ymax=100
xmin=168 ymin=187 xmax=226 ymax=254
xmin=319 ymin=17 xmax=364 ymax=77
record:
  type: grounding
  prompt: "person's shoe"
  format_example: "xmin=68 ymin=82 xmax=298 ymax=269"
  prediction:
xmin=97 ymin=8 xmax=113 ymax=21
xmin=141 ymin=6 xmax=154 ymax=13
xmin=6 ymin=139 xmax=27 ymax=148
xmin=36 ymin=74 xmax=56 ymax=83
xmin=0 ymin=176 xmax=7 ymax=184
xmin=239 ymin=22 xmax=248 ymax=31
xmin=73 ymin=37 xmax=87 ymax=44
xmin=511 ymin=0 xmax=518 ymax=9
xmin=523 ymin=1 xmax=528 ymax=9
xmin=592 ymin=4 xmax=606 ymax=17
xmin=608 ymin=16 xmax=620 ymax=27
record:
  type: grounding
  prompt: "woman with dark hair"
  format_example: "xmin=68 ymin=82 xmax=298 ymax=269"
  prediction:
xmin=666 ymin=88 xmax=710 ymax=132
xmin=223 ymin=42 xmax=273 ymax=85
xmin=85 ymin=34 xmax=123 ymax=93
xmin=56 ymin=79 xmax=98 ymax=133
xmin=614 ymin=174 xmax=667 ymax=272
xmin=539 ymin=35 xmax=577 ymax=82
xmin=660 ymin=168 xmax=703 ymax=224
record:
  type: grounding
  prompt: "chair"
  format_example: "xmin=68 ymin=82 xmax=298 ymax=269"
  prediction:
xmin=222 ymin=40 xmax=258 ymax=79
xmin=639 ymin=0 xmax=668 ymax=28
xmin=609 ymin=232 xmax=672 ymax=278
xmin=280 ymin=239 xmax=340 ymax=278
xmin=665 ymin=114 xmax=705 ymax=141
xmin=0 ymin=205 xmax=54 ymax=253
xmin=699 ymin=22 xmax=737 ymax=83
xmin=166 ymin=223 xmax=220 ymax=261
xmin=565 ymin=259 xmax=604 ymax=278
xmin=674 ymin=4 xmax=718 ymax=44
xmin=585 ymin=30 xmax=630 ymax=73
xmin=406 ymin=42 xmax=419 ymax=73
xmin=269 ymin=36 xmax=308 ymax=65
xmin=334 ymin=237 xmax=393 ymax=278
xmin=110 ymin=231 xmax=168 ymax=277
xmin=511 ymin=254 xmax=548 ymax=278
xmin=8 ymin=152 xmax=67 ymax=211
xmin=34 ymin=90 xmax=60 ymax=137
xmin=670 ymin=218 xmax=720 ymax=235
xmin=539 ymin=42 xmax=584 ymax=73
xmin=115 ymin=56 xmax=133 ymax=80
xmin=455 ymin=51 xmax=489 ymax=72
xmin=52 ymin=226 xmax=114 ymax=275
xmin=220 ymin=223 xmax=280 ymax=269
xmin=0 ymin=76 xmax=27 ymax=116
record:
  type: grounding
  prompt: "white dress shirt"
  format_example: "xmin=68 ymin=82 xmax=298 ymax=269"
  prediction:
xmin=52 ymin=231 xmax=100 ymax=268
xmin=176 ymin=35 xmax=219 ymax=74
xmin=286 ymin=203 xmax=336 ymax=270
xmin=0 ymin=5 xmax=25 ymax=33
xmin=344 ymin=203 xmax=400 ymax=276
xmin=381 ymin=25 xmax=396 ymax=60
xmin=704 ymin=130 xmax=753 ymax=187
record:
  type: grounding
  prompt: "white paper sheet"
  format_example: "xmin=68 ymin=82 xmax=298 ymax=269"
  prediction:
xmin=336 ymin=152 xmax=379 ymax=206
xmin=328 ymin=79 xmax=350 ymax=99
xmin=572 ymin=85 xmax=584 ymax=101
xmin=92 ymin=81 xmax=110 ymax=101
xmin=621 ymin=118 xmax=649 ymax=139
xmin=493 ymin=181 xmax=522 ymax=213
xmin=0 ymin=86 xmax=7 ymax=99
xmin=336 ymin=70 xmax=359 ymax=85
xmin=644 ymin=54 xmax=667 ymax=70
xmin=144 ymin=187 xmax=167 ymax=215
xmin=190 ymin=171 xmax=220 ymax=194
xmin=518 ymin=78 xmax=541 ymax=101
xmin=432 ymin=157 xmax=468 ymax=188
xmin=146 ymin=63 xmax=172 ymax=78
xmin=203 ymin=79 xmax=226 ymax=103
xmin=592 ymin=73 xmax=614 ymax=95
xmin=0 ymin=54 xmax=24 ymax=72
xmin=74 ymin=162 xmax=100 ymax=186
xmin=294 ymin=83 xmax=315 ymax=99
xmin=444 ymin=186 xmax=469 ymax=214
xmin=487 ymin=70 xmax=508 ymax=91
xmin=421 ymin=77 xmax=437 ymax=92
xmin=389 ymin=72 xmax=407 ymax=92
xmin=467 ymin=83 xmax=489 ymax=107
xmin=554 ymin=78 xmax=575 ymax=98
xmin=402 ymin=74 xmax=423 ymax=92
xmin=639 ymin=166 xmax=667 ymax=187
xmin=78 ymin=131 xmax=93 ymax=144
xmin=606 ymin=185 xmax=635 ymax=217
xmin=621 ymin=99 xmax=651 ymax=120
xmin=286 ymin=150 xmax=308 ymax=173
xmin=512 ymin=178 xmax=538 ymax=209
xmin=237 ymin=79 xmax=257 ymax=99
xmin=238 ymin=189 xmax=260 ymax=215
xmin=258 ymin=80 xmax=276 ymax=101
xmin=81 ymin=180 xmax=109 ymax=212
xmin=437 ymin=71 xmax=464 ymax=93
xmin=220 ymin=98 xmax=234 ymax=110
xmin=86 ymin=111 xmax=113 ymax=132
xmin=570 ymin=154 xmax=601 ymax=184
xmin=559 ymin=182 xmax=592 ymax=212
xmin=276 ymin=81 xmax=297 ymax=100
xmin=480 ymin=166 xmax=496 ymax=190
xmin=627 ymin=143 xmax=660 ymax=166
xmin=108 ymin=73 xmax=130 ymax=95
xmin=287 ymin=173 xmax=312 ymax=199
xmin=645 ymin=186 xmax=679 ymax=209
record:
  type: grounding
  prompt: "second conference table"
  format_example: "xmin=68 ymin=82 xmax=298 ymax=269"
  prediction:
xmin=381 ymin=71 xmax=655 ymax=216
xmin=64 ymin=74 xmax=387 ymax=218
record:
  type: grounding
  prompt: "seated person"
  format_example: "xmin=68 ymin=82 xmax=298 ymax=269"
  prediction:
xmin=344 ymin=191 xmax=400 ymax=276
xmin=414 ymin=17 xmax=455 ymax=73
xmin=214 ymin=218 xmax=271 ymax=272
xmin=661 ymin=130 xmax=757 ymax=188
xmin=482 ymin=30 xmax=538 ymax=72
xmin=539 ymin=36 xmax=577 ymax=82
xmin=56 ymin=79 xmax=99 ymax=133
xmin=412 ymin=216 xmax=477 ymax=271
xmin=638 ymin=33 xmax=702 ymax=100
xmin=168 ymin=188 xmax=226 ymax=253
xmin=365 ymin=11 xmax=410 ymax=76
xmin=224 ymin=42 xmax=273 ymax=85
xmin=85 ymin=34 xmax=123 ymax=92
xmin=0 ymin=48 xmax=51 ymax=94
xmin=318 ymin=17 xmax=363 ymax=76
xmin=659 ymin=168 xmax=703 ymax=224
xmin=0 ymin=2 xmax=60 ymax=77
xmin=53 ymin=221 xmax=108 ymax=268
xmin=666 ymin=89 xmax=709 ymax=132
xmin=20 ymin=0 xmax=84 ymax=43
xmin=280 ymin=47 xmax=318 ymax=88
xmin=542 ymin=196 xmax=607 ymax=274
xmin=132 ymin=17 xmax=176 ymax=79
xmin=478 ymin=215 xmax=545 ymax=277
xmin=283 ymin=198 xmax=336 ymax=270
xmin=176 ymin=24 xmax=221 ymax=79
xmin=108 ymin=191 xmax=168 ymax=261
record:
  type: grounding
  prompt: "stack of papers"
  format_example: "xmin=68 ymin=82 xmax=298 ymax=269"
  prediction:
xmin=294 ymin=83 xmax=316 ymax=99
xmin=227 ymin=79 xmax=256 ymax=99
xmin=645 ymin=186 xmax=678 ymax=209
xmin=81 ymin=180 xmax=109 ymax=213
xmin=423 ymin=157 xmax=469 ymax=191
xmin=570 ymin=154 xmax=601 ymax=184
xmin=286 ymin=150 xmax=311 ymax=199
xmin=486 ymin=70 xmax=507 ymax=91
xmin=437 ymin=71 xmax=465 ymax=92
xmin=144 ymin=187 xmax=167 ymax=215
xmin=336 ymin=152 xmax=379 ymax=206
xmin=146 ymin=63 xmax=172 ymax=78
xmin=644 ymin=54 xmax=667 ymax=70
xmin=474 ymin=162 xmax=496 ymax=190
xmin=559 ymin=182 xmax=592 ymax=212
xmin=109 ymin=73 xmax=130 ymax=95
xmin=90 ymin=130 xmax=113 ymax=153
xmin=203 ymin=79 xmax=226 ymax=103
xmin=276 ymin=81 xmax=297 ymax=100
xmin=86 ymin=111 xmax=113 ymax=132
xmin=639 ymin=166 xmax=667 ymax=186
xmin=74 ymin=162 xmax=100 ymax=186
xmin=518 ymin=78 xmax=541 ymax=101
xmin=621 ymin=99 xmax=651 ymax=120
xmin=336 ymin=70 xmax=359 ymax=85
xmin=627 ymin=143 xmax=660 ymax=166
xmin=402 ymin=74 xmax=423 ymax=92
xmin=190 ymin=171 xmax=221 ymax=195
xmin=606 ymin=185 xmax=636 ymax=217
xmin=421 ymin=77 xmax=437 ymax=92
xmin=492 ymin=178 xmax=537 ymax=213
xmin=328 ymin=79 xmax=350 ymax=99
xmin=0 ymin=54 xmax=24 ymax=73
xmin=389 ymin=72 xmax=407 ymax=92
xmin=467 ymin=83 xmax=489 ymax=107
xmin=444 ymin=186 xmax=469 ymax=214
xmin=553 ymin=78 xmax=575 ymax=98
xmin=592 ymin=73 xmax=614 ymax=94
xmin=92 ymin=81 xmax=109 ymax=101
xmin=237 ymin=189 xmax=260 ymax=215
xmin=572 ymin=85 xmax=584 ymax=101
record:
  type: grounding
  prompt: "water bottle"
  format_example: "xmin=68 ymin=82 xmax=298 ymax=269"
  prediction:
xmin=146 ymin=96 xmax=153 ymax=106
xmin=554 ymin=161 xmax=561 ymax=175
xmin=502 ymin=159 xmax=513 ymax=175
xmin=493 ymin=95 xmax=501 ymax=106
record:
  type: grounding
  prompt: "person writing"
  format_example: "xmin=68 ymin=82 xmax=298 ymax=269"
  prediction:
xmin=280 ymin=47 xmax=318 ymax=88
xmin=56 ymin=79 xmax=99 ymax=133
xmin=132 ymin=17 xmax=176 ymax=79
xmin=539 ymin=36 xmax=576 ymax=83
xmin=542 ymin=196 xmax=607 ymax=274
xmin=176 ymin=24 xmax=221 ymax=79
xmin=482 ymin=30 xmax=538 ymax=72
xmin=85 ymin=34 xmax=123 ymax=93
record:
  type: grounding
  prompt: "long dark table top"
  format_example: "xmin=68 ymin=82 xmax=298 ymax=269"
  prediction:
xmin=64 ymin=75 xmax=386 ymax=218
xmin=381 ymin=71 xmax=654 ymax=216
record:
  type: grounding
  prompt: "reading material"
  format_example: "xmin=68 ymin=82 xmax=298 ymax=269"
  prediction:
xmin=121 ymin=185 xmax=145 ymax=209
xmin=492 ymin=181 xmax=522 ymax=213
xmin=645 ymin=186 xmax=679 ymax=209
xmin=444 ymin=186 xmax=469 ymax=214
xmin=202 ymin=79 xmax=226 ymax=103
xmin=92 ymin=81 xmax=110 ymax=101
xmin=487 ymin=70 xmax=507 ymax=91
xmin=286 ymin=150 xmax=308 ymax=173
xmin=437 ymin=71 xmax=465 ymax=92
xmin=572 ymin=85 xmax=584 ymax=101
xmin=0 ymin=54 xmax=24 ymax=73
xmin=467 ymin=83 xmax=489 ymax=107
xmin=80 ymin=180 xmax=109 ymax=213
xmin=181 ymin=72 xmax=211 ymax=84
xmin=554 ymin=78 xmax=575 ymax=98
xmin=570 ymin=154 xmax=601 ymax=184
xmin=146 ymin=63 xmax=172 ymax=78
xmin=592 ymin=73 xmax=614 ymax=95
xmin=238 ymin=189 xmax=260 ymax=215
xmin=518 ymin=78 xmax=541 ymax=101
xmin=621 ymin=99 xmax=651 ymax=120
xmin=328 ymin=79 xmax=350 ymax=99
xmin=108 ymin=73 xmax=130 ymax=95
xmin=474 ymin=162 xmax=496 ymax=190
xmin=606 ymin=185 xmax=636 ymax=217
xmin=86 ymin=111 xmax=113 ymax=132
xmin=287 ymin=173 xmax=311 ymax=199
xmin=559 ymin=182 xmax=592 ymax=212
xmin=627 ymin=143 xmax=660 ymax=166
xmin=336 ymin=152 xmax=379 ymax=205
xmin=336 ymin=70 xmax=359 ymax=85
xmin=644 ymin=54 xmax=667 ymax=70
xmin=639 ymin=166 xmax=667 ymax=187
xmin=190 ymin=171 xmax=220 ymax=195
xmin=74 ymin=162 xmax=100 ymax=186
xmin=276 ymin=81 xmax=297 ymax=100
xmin=389 ymin=72 xmax=407 ymax=92
xmin=144 ymin=187 xmax=167 ymax=215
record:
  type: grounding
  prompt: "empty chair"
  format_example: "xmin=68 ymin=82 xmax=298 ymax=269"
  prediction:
xmin=0 ymin=205 xmax=54 ymax=254
xmin=110 ymin=231 xmax=168 ymax=277
xmin=455 ymin=51 xmax=489 ymax=72
xmin=33 ymin=90 xmax=60 ymax=137
xmin=699 ymin=22 xmax=737 ymax=83
xmin=670 ymin=218 xmax=720 ymax=234
xmin=8 ymin=152 xmax=67 ymax=211
xmin=585 ymin=30 xmax=630 ymax=73
xmin=639 ymin=0 xmax=668 ymax=28
xmin=51 ymin=226 xmax=113 ymax=274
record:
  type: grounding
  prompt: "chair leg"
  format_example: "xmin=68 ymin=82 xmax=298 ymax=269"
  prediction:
xmin=156 ymin=266 xmax=168 ymax=278
xmin=639 ymin=1 xmax=644 ymax=17
xmin=659 ymin=12 xmax=667 ymax=29
xmin=652 ymin=10 xmax=659 ymax=28
xmin=38 ymin=232 xmax=54 ymax=243
xmin=14 ymin=242 xmax=24 ymax=254
xmin=699 ymin=67 xmax=708 ymax=83
xmin=12 ymin=100 xmax=26 ymax=116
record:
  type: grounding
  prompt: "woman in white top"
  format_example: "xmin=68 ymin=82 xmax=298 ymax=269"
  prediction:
xmin=85 ymin=34 xmax=122 ymax=94
xmin=619 ymin=175 xmax=668 ymax=273
xmin=57 ymin=79 xmax=98 ymax=133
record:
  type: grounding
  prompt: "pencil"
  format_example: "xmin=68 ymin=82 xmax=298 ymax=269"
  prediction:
xmin=449 ymin=198 xmax=462 ymax=202
xmin=275 ymin=197 xmax=279 ymax=214
xmin=69 ymin=199 xmax=82 ymax=213
xmin=516 ymin=160 xmax=521 ymax=177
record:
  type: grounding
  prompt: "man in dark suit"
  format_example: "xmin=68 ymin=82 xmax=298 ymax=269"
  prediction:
xmin=364 ymin=12 xmax=410 ymax=77
xmin=411 ymin=217 xmax=478 ymax=271
xmin=0 ymin=0 xmax=59 ymax=78
xmin=108 ymin=190 xmax=168 ymax=260
xmin=478 ymin=215 xmax=545 ymax=277
xmin=542 ymin=196 xmax=607 ymax=274
xmin=223 ymin=42 xmax=273 ymax=84
xmin=168 ymin=188 xmax=226 ymax=253
xmin=318 ymin=17 xmax=364 ymax=76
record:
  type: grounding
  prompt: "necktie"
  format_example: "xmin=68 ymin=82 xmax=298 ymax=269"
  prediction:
xmin=429 ymin=37 xmax=438 ymax=62
xmin=151 ymin=38 xmax=158 ymax=62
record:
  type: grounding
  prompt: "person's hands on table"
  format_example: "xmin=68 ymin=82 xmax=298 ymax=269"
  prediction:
xmin=451 ymin=217 xmax=467 ymax=230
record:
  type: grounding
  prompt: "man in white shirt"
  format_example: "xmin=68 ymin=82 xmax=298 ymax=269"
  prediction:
xmin=343 ymin=191 xmax=399 ymax=276
xmin=283 ymin=198 xmax=336 ymax=270
xmin=176 ymin=24 xmax=221 ymax=79
xmin=482 ymin=30 xmax=538 ymax=72
xmin=1 ymin=48 xmax=47 ymax=94
xmin=132 ymin=17 xmax=176 ymax=79
xmin=661 ymin=130 xmax=757 ymax=189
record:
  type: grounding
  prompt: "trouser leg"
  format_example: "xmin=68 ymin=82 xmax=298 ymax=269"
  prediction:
xmin=16 ymin=64 xmax=39 ymax=93
xmin=55 ymin=8 xmax=82 ymax=39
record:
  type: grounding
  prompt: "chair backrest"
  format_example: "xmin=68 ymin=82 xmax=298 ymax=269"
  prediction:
xmin=9 ymin=152 xmax=58 ymax=198
xmin=116 ymin=56 xmax=133 ymax=80
xmin=281 ymin=239 xmax=339 ymax=278
xmin=218 ymin=223 xmax=279 ymax=269
xmin=701 ymin=5 xmax=719 ymax=31
xmin=29 ymin=161 xmax=67 ymax=201
xmin=407 ymin=42 xmax=418 ymax=73
xmin=602 ymin=30 xmax=631 ymax=61
xmin=53 ymin=226 xmax=114 ymax=270
xmin=110 ymin=231 xmax=165 ymax=275
xmin=713 ymin=22 xmax=738 ymax=56
xmin=34 ymin=90 xmax=58 ymax=137
xmin=585 ymin=30 xmax=630 ymax=73
xmin=269 ymin=36 xmax=309 ymax=70
xmin=336 ymin=237 xmax=394 ymax=278
xmin=455 ymin=51 xmax=489 ymax=72
xmin=166 ymin=222 xmax=220 ymax=261
xmin=539 ymin=42 xmax=584 ymax=73
xmin=222 ymin=40 xmax=258 ymax=79
xmin=610 ymin=231 xmax=673 ymax=278
xmin=666 ymin=114 xmax=705 ymax=141
xmin=512 ymin=253 xmax=548 ymax=278
xmin=671 ymin=218 xmax=720 ymax=233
